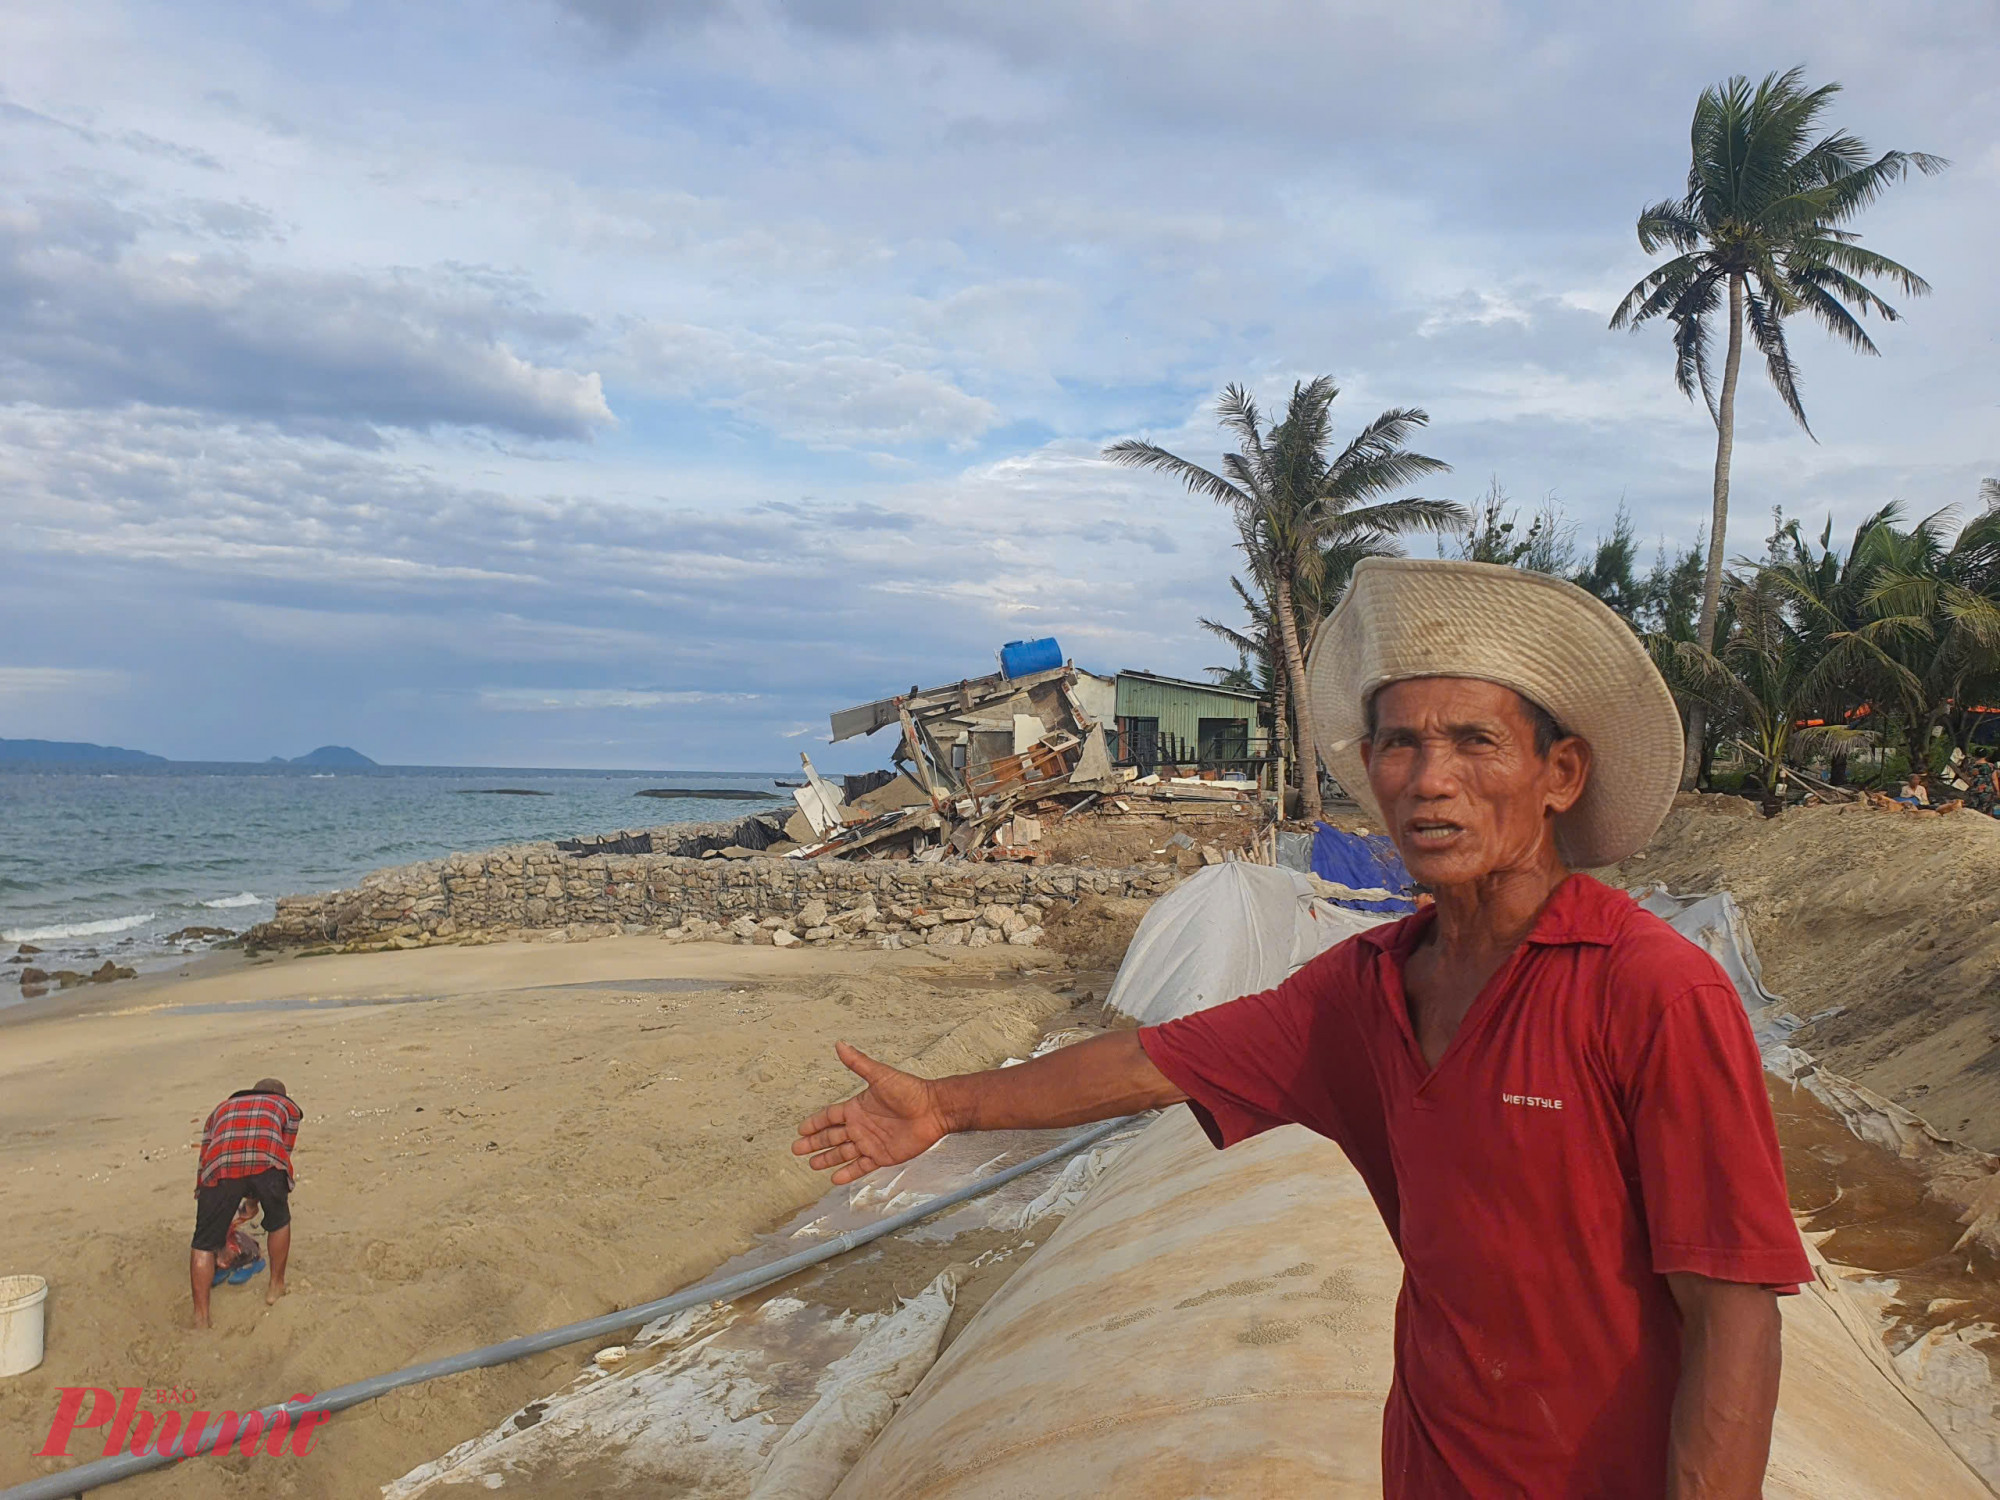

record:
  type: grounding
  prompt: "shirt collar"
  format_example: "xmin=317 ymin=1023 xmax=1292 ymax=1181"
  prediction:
xmin=1353 ymin=872 xmax=1625 ymax=955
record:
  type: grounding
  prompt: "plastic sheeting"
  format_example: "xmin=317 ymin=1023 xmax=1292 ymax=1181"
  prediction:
xmin=1633 ymin=884 xmax=1797 ymax=1047
xmin=747 ymin=1269 xmax=963 ymax=1500
xmin=1104 ymin=862 xmax=1387 ymax=1026
xmin=1310 ymin=822 xmax=1418 ymax=913
xmin=1275 ymin=828 xmax=1314 ymax=874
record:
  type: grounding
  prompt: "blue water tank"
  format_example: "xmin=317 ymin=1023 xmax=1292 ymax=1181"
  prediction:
xmin=999 ymin=637 xmax=1063 ymax=678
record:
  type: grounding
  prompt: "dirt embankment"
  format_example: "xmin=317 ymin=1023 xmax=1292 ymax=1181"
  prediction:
xmin=1039 ymin=894 xmax=1154 ymax=974
xmin=1617 ymin=800 xmax=2000 ymax=1151
xmin=1036 ymin=808 xmax=1261 ymax=871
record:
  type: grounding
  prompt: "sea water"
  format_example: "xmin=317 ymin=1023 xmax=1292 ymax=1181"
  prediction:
xmin=0 ymin=765 xmax=790 ymax=986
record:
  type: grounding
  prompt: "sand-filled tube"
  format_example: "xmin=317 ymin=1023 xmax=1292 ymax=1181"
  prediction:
xmin=832 ymin=1109 xmax=1399 ymax=1497
xmin=832 ymin=1108 xmax=1990 ymax=1499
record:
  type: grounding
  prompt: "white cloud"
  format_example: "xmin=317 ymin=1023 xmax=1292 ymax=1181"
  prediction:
xmin=0 ymin=197 xmax=614 ymax=440
xmin=477 ymin=688 xmax=761 ymax=710
xmin=621 ymin=321 xmax=998 ymax=450
xmin=0 ymin=666 xmax=128 ymax=698
xmin=0 ymin=0 xmax=1989 ymax=766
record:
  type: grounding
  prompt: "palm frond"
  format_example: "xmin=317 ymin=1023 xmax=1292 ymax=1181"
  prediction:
xmin=1742 ymin=283 xmax=1809 ymax=432
xmin=1334 ymin=496 xmax=1469 ymax=535
xmin=1792 ymin=238 xmax=1930 ymax=300
xmin=1213 ymin=384 xmax=1268 ymax=469
xmin=1660 ymin=270 xmax=1724 ymax=412
xmin=1610 ymin=253 xmax=1711 ymax=331
xmin=1636 ymin=197 xmax=1702 ymax=255
xmin=1791 ymin=279 xmax=1881 ymax=355
xmin=1322 ymin=450 xmax=1454 ymax=508
xmin=1816 ymin=148 xmax=1952 ymax=223
xmin=1653 ymin=635 xmax=1757 ymax=715
xmin=1323 ymin=406 xmax=1435 ymax=472
xmin=1198 ymin=616 xmax=1265 ymax=659
xmin=1101 ymin=440 xmax=1247 ymax=508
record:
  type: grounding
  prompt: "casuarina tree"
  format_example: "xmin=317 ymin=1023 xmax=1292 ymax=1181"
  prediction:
xmin=1611 ymin=67 xmax=1944 ymax=786
xmin=1107 ymin=378 xmax=1456 ymax=820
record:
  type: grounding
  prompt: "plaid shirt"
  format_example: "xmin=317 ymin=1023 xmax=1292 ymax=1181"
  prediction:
xmin=197 ymin=1091 xmax=303 ymax=1189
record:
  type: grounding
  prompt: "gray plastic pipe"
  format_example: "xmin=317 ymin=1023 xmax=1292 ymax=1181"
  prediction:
xmin=4 ymin=1117 xmax=1136 ymax=1500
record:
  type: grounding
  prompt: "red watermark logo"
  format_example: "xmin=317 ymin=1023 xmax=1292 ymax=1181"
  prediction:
xmin=36 ymin=1387 xmax=330 ymax=1460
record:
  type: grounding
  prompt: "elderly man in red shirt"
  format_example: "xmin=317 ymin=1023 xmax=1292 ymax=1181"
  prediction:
xmin=191 ymin=1076 xmax=302 ymax=1327
xmin=793 ymin=559 xmax=1809 ymax=1498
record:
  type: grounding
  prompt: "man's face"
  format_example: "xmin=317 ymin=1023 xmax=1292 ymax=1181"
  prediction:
xmin=1358 ymin=677 xmax=1590 ymax=887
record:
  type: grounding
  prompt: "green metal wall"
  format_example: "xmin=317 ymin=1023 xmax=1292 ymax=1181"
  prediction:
xmin=1113 ymin=675 xmax=1265 ymax=751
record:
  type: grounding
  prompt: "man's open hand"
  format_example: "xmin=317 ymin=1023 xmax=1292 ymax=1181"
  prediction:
xmin=792 ymin=1041 xmax=949 ymax=1184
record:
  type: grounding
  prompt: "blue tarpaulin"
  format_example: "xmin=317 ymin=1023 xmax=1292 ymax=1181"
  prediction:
xmin=1309 ymin=822 xmax=1418 ymax=914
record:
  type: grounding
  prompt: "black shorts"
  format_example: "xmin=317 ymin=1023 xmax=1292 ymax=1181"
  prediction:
xmin=191 ymin=1168 xmax=291 ymax=1252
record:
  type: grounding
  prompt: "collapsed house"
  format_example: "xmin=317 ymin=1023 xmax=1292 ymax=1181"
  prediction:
xmin=539 ymin=644 xmax=1277 ymax=867
xmin=781 ymin=640 xmax=1275 ymax=863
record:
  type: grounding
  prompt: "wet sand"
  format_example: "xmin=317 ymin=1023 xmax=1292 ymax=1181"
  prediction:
xmin=0 ymin=935 xmax=1081 ymax=1498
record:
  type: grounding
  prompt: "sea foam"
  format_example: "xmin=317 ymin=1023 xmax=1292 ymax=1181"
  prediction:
xmin=4 ymin=912 xmax=158 ymax=942
xmin=202 ymin=892 xmax=263 ymax=909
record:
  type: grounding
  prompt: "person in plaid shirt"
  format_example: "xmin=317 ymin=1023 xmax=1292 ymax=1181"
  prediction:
xmin=190 ymin=1078 xmax=302 ymax=1327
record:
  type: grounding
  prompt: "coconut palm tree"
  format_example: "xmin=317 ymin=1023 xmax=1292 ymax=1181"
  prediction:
xmin=1108 ymin=378 xmax=1457 ymax=819
xmin=1761 ymin=504 xmax=1908 ymax=781
xmin=1861 ymin=500 xmax=2000 ymax=767
xmin=1666 ymin=570 xmax=1878 ymax=812
xmin=1201 ymin=531 xmax=1402 ymax=796
xmin=1201 ymin=577 xmax=1276 ymax=683
xmin=1611 ymin=67 xmax=1944 ymax=786
xmin=1202 ymin=575 xmax=1279 ymax=715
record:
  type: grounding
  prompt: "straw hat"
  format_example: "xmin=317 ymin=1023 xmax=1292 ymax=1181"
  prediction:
xmin=1304 ymin=558 xmax=1684 ymax=869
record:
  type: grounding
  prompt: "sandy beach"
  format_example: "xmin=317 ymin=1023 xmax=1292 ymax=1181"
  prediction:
xmin=0 ymin=936 xmax=1095 ymax=1498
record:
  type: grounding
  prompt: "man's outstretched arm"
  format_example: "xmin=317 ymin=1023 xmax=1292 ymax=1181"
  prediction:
xmin=792 ymin=1031 xmax=1186 ymax=1184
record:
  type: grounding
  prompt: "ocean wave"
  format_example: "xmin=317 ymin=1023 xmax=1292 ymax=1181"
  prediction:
xmin=3 ymin=911 xmax=158 ymax=942
xmin=201 ymin=892 xmax=263 ymax=909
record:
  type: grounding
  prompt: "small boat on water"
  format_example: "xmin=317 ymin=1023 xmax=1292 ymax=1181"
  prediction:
xmin=773 ymin=778 xmax=807 ymax=788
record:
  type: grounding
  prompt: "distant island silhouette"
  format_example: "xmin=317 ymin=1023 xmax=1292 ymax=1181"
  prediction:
xmin=268 ymin=746 xmax=379 ymax=768
xmin=0 ymin=738 xmax=167 ymax=766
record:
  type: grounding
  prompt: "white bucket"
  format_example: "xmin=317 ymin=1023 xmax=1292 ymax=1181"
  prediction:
xmin=0 ymin=1274 xmax=48 ymax=1377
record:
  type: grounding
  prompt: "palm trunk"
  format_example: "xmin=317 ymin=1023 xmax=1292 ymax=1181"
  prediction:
xmin=1683 ymin=272 xmax=1746 ymax=790
xmin=1273 ymin=570 xmax=1321 ymax=821
xmin=1680 ymin=702 xmax=1706 ymax=789
xmin=1948 ymin=707 xmax=1976 ymax=766
xmin=1271 ymin=656 xmax=1289 ymax=812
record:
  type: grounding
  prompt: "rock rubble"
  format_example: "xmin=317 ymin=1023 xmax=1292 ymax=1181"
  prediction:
xmin=245 ymin=834 xmax=1177 ymax=955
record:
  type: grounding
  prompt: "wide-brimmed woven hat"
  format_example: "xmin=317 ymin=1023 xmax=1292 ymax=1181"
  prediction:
xmin=1304 ymin=558 xmax=1684 ymax=869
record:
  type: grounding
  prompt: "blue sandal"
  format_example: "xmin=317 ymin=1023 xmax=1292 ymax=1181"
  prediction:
xmin=226 ymin=1257 xmax=266 ymax=1286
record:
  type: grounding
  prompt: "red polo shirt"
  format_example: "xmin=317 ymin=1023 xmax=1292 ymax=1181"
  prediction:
xmin=1137 ymin=874 xmax=1808 ymax=1499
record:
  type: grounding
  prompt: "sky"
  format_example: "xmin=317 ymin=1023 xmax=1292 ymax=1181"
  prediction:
xmin=3 ymin=0 xmax=1994 ymax=770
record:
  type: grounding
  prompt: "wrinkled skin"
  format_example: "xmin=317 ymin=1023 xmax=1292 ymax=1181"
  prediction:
xmin=1357 ymin=676 xmax=1589 ymax=891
